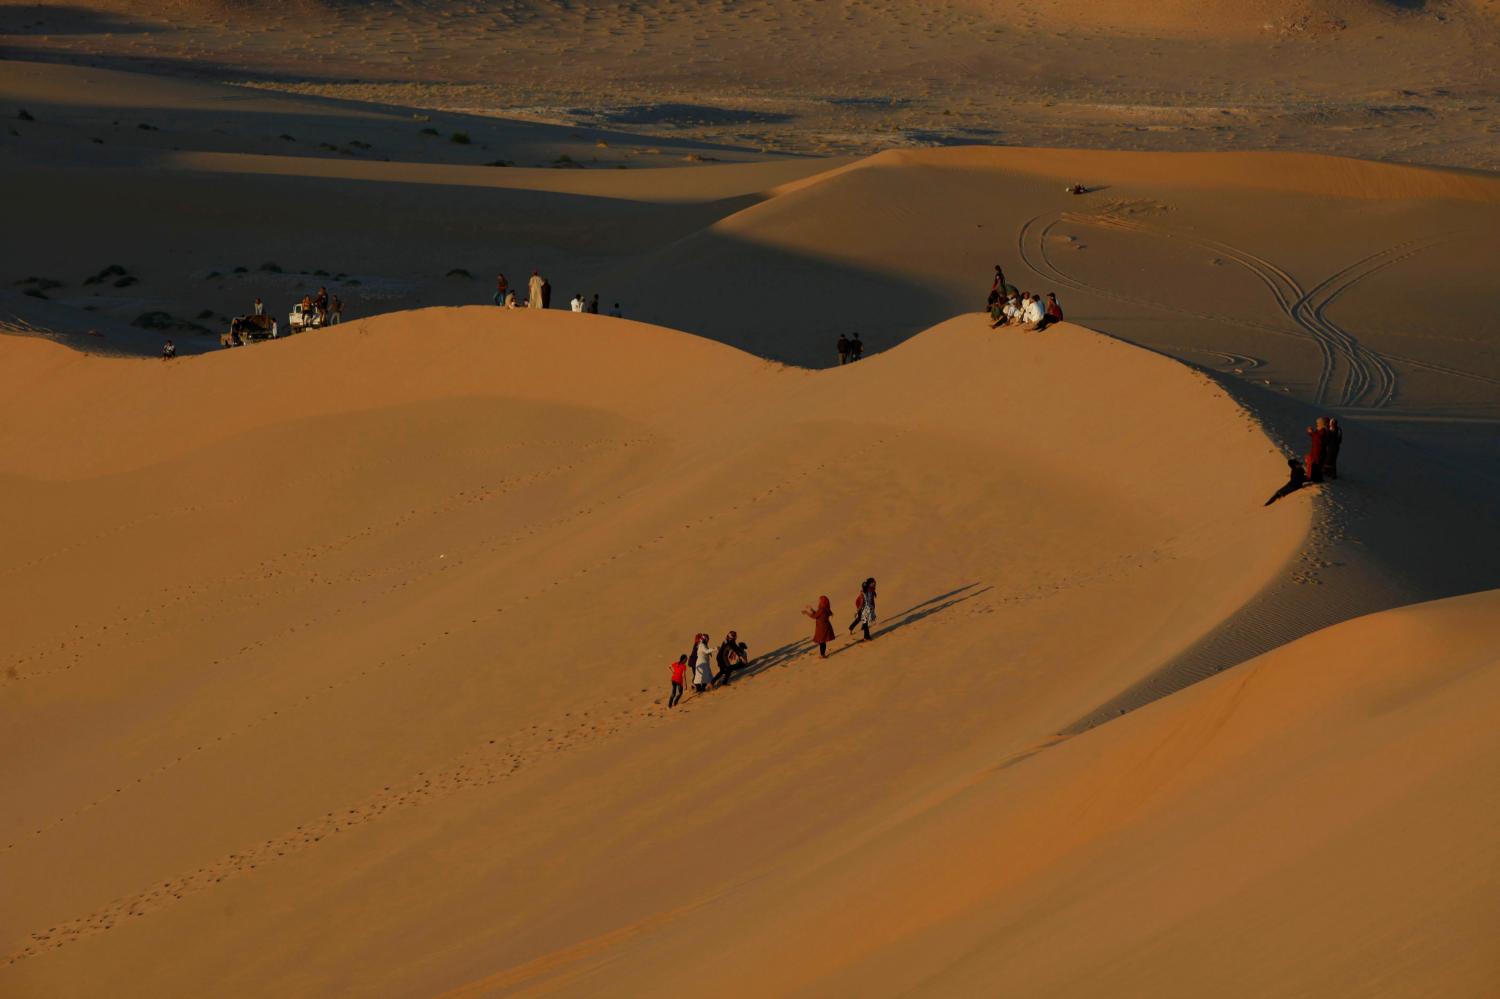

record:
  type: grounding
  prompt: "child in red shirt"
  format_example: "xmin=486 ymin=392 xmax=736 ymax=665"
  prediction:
xmin=668 ymin=655 xmax=688 ymax=708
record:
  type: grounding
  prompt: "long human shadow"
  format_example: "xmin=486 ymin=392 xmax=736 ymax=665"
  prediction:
xmin=732 ymin=583 xmax=988 ymax=682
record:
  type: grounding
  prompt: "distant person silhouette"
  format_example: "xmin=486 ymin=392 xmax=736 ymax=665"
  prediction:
xmin=804 ymin=596 xmax=835 ymax=658
xmin=837 ymin=333 xmax=851 ymax=365
xmin=161 ymin=339 xmax=176 ymax=360
xmin=541 ymin=278 xmax=552 ymax=309
xmin=1264 ymin=458 xmax=1307 ymax=506
xmin=588 ymin=293 xmax=600 ymax=315
xmin=849 ymin=333 xmax=864 ymax=361
xmin=609 ymin=303 xmax=623 ymax=318
xmin=1324 ymin=418 xmax=1342 ymax=480
xmin=494 ymin=273 xmax=508 ymax=306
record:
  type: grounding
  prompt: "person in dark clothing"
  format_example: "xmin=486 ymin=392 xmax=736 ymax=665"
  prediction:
xmin=1306 ymin=418 xmax=1329 ymax=483
xmin=588 ymin=293 xmax=600 ymax=315
xmin=713 ymin=631 xmax=748 ymax=687
xmin=494 ymin=273 xmax=508 ymax=306
xmin=540 ymin=279 xmax=552 ymax=309
xmin=991 ymin=264 xmax=1007 ymax=300
xmin=837 ymin=333 xmax=851 ymax=365
xmin=1324 ymin=418 xmax=1342 ymax=480
xmin=850 ymin=334 xmax=864 ymax=361
xmin=1264 ymin=458 xmax=1307 ymax=506
xmin=161 ymin=339 xmax=176 ymax=360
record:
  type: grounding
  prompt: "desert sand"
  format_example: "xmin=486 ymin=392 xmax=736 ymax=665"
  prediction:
xmin=3 ymin=3 xmax=1500 ymax=997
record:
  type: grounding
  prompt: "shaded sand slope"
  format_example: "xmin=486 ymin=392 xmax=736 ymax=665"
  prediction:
xmin=618 ymin=148 xmax=1500 ymax=415
xmin=543 ymin=588 xmax=1500 ymax=997
xmin=0 ymin=310 xmax=1309 ymax=995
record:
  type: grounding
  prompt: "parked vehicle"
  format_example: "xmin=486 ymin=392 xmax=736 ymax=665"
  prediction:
xmin=220 ymin=313 xmax=276 ymax=347
xmin=289 ymin=303 xmax=324 ymax=333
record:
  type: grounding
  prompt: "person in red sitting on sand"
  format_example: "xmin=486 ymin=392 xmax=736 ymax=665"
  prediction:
xmin=668 ymin=654 xmax=688 ymax=708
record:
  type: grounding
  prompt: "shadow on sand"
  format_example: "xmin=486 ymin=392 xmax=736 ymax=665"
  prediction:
xmin=725 ymin=583 xmax=990 ymax=685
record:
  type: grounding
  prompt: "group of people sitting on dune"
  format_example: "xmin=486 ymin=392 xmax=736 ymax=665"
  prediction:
xmin=493 ymin=271 xmax=622 ymax=316
xmin=667 ymin=578 xmax=877 ymax=708
xmin=986 ymin=264 xmax=1063 ymax=331
xmin=1265 ymin=417 xmax=1344 ymax=506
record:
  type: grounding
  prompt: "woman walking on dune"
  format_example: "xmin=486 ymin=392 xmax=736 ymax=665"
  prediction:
xmin=690 ymin=633 xmax=714 ymax=693
xmin=803 ymin=596 xmax=835 ymax=658
xmin=848 ymin=578 xmax=876 ymax=641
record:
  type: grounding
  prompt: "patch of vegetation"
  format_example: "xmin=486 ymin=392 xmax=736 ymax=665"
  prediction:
xmin=18 ymin=109 xmax=34 ymax=122
xmin=205 ymin=270 xmax=221 ymax=280
xmin=137 ymin=122 xmax=157 ymax=131
xmin=131 ymin=311 xmax=175 ymax=329
xmin=485 ymin=159 xmax=513 ymax=167
xmin=344 ymin=278 xmax=362 ymax=287
xmin=83 ymin=264 xmax=129 ymax=286
xmin=420 ymin=127 xmax=440 ymax=136
xmin=113 ymin=275 xmax=139 ymax=288
xmin=23 ymin=288 xmax=48 ymax=299
xmin=16 ymin=276 xmax=64 ymax=291
xmin=313 ymin=269 xmax=329 ymax=277
xmin=232 ymin=266 xmax=248 ymax=274
xmin=348 ymin=140 xmax=371 ymax=150
xmin=446 ymin=268 xmax=473 ymax=279
xmin=552 ymin=154 xmax=582 ymax=169
xmin=450 ymin=131 xmax=471 ymax=145
xmin=258 ymin=261 xmax=282 ymax=273
xmin=279 ymin=133 xmax=296 ymax=142
xmin=90 ymin=137 xmax=104 ymax=144
xmin=196 ymin=309 xmax=215 ymax=319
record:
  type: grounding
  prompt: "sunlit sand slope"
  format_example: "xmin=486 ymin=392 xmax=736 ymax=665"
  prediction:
xmin=0 ymin=309 xmax=1307 ymax=996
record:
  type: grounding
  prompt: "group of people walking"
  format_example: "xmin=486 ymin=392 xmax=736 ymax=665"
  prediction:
xmin=493 ymin=271 xmax=621 ymax=316
xmin=301 ymin=287 xmax=342 ymax=325
xmin=835 ymin=333 xmax=865 ymax=364
xmin=668 ymin=631 xmax=750 ymax=706
xmin=1264 ymin=416 xmax=1345 ymax=506
xmin=666 ymin=578 xmax=877 ymax=708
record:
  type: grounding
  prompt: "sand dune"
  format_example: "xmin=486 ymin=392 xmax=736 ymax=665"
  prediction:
xmin=2 ymin=308 xmax=1312 ymax=995
xmin=3 ymin=17 xmax=1498 ymax=995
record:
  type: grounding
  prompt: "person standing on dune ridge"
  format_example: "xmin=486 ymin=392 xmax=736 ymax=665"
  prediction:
xmin=1306 ymin=417 xmax=1329 ymax=483
xmin=850 ymin=333 xmax=864 ymax=361
xmin=804 ymin=596 xmax=835 ymax=658
xmin=837 ymin=333 xmax=851 ymax=365
xmin=528 ymin=270 xmax=544 ymax=309
xmin=1324 ymin=418 xmax=1343 ymax=480
xmin=494 ymin=273 xmax=508 ymax=306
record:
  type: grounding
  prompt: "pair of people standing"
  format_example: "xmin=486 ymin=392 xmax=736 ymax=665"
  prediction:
xmin=1306 ymin=417 xmax=1342 ymax=482
xmin=836 ymin=333 xmax=864 ymax=365
xmin=803 ymin=578 xmax=876 ymax=658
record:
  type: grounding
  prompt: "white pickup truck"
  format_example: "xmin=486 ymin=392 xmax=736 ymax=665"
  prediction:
xmin=288 ymin=302 xmax=325 ymax=333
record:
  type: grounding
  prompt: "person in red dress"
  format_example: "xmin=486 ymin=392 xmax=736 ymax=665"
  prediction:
xmin=803 ymin=595 xmax=835 ymax=658
xmin=1306 ymin=417 xmax=1329 ymax=483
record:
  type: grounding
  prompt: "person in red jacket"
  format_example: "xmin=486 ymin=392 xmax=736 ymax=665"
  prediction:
xmin=668 ymin=655 xmax=688 ymax=708
xmin=1306 ymin=417 xmax=1329 ymax=483
xmin=803 ymin=596 xmax=835 ymax=658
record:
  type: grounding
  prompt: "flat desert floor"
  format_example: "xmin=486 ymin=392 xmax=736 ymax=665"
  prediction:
xmin=2 ymin=4 xmax=1499 ymax=997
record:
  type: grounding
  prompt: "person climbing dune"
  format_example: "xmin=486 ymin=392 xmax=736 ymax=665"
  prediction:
xmin=668 ymin=654 xmax=688 ymax=708
xmin=848 ymin=578 xmax=877 ymax=641
xmin=804 ymin=596 xmax=835 ymax=658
